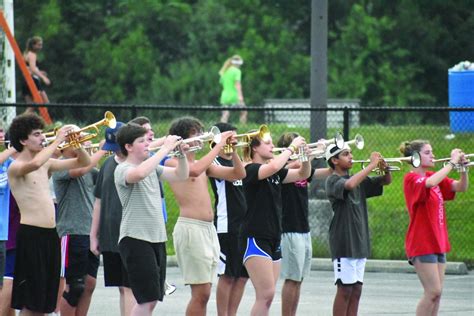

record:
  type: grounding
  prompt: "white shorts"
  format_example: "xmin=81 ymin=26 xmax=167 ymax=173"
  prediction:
xmin=280 ymin=232 xmax=312 ymax=282
xmin=333 ymin=257 xmax=367 ymax=285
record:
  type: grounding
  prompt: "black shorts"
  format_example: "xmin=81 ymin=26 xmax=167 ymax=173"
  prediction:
xmin=102 ymin=251 xmax=130 ymax=287
xmin=119 ymin=237 xmax=167 ymax=304
xmin=61 ymin=235 xmax=100 ymax=282
xmin=243 ymin=237 xmax=282 ymax=263
xmin=12 ymin=224 xmax=60 ymax=313
xmin=218 ymin=233 xmax=248 ymax=278
xmin=22 ymin=76 xmax=43 ymax=96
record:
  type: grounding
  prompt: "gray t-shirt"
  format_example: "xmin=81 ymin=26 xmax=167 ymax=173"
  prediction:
xmin=325 ymin=173 xmax=383 ymax=260
xmin=94 ymin=155 xmax=122 ymax=252
xmin=114 ymin=161 xmax=166 ymax=243
xmin=54 ymin=168 xmax=98 ymax=237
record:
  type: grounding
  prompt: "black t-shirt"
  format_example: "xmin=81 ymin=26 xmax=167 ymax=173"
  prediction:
xmin=93 ymin=155 xmax=122 ymax=253
xmin=325 ymin=173 xmax=383 ymax=260
xmin=241 ymin=163 xmax=288 ymax=239
xmin=210 ymin=156 xmax=247 ymax=234
xmin=281 ymin=167 xmax=315 ymax=233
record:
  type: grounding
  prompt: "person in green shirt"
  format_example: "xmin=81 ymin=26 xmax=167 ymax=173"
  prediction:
xmin=219 ymin=55 xmax=247 ymax=124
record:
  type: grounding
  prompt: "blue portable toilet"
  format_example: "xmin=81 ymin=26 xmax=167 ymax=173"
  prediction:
xmin=448 ymin=69 xmax=474 ymax=132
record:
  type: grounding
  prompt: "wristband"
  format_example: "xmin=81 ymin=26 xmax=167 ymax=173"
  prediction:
xmin=287 ymin=145 xmax=297 ymax=155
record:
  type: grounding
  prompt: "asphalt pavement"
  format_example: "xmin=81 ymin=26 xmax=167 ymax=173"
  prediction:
xmin=88 ymin=264 xmax=474 ymax=315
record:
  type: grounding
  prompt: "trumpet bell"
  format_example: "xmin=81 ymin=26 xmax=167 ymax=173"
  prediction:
xmin=411 ymin=151 xmax=421 ymax=168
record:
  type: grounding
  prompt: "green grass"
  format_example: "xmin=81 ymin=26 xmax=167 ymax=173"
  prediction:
xmin=161 ymin=123 xmax=474 ymax=266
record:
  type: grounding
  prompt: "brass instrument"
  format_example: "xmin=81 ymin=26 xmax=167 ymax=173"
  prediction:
xmin=83 ymin=143 xmax=101 ymax=155
xmin=150 ymin=126 xmax=221 ymax=157
xmin=0 ymin=140 xmax=11 ymax=149
xmin=352 ymin=152 xmax=421 ymax=174
xmin=42 ymin=111 xmax=116 ymax=149
xmin=223 ymin=125 xmax=271 ymax=154
xmin=308 ymin=132 xmax=345 ymax=150
xmin=434 ymin=153 xmax=473 ymax=172
xmin=345 ymin=134 xmax=364 ymax=150
xmin=295 ymin=132 xmax=345 ymax=162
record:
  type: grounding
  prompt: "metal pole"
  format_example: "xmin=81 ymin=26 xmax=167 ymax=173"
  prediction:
xmin=310 ymin=0 xmax=328 ymax=198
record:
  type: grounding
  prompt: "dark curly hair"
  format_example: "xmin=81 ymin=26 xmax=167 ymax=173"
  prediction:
xmin=116 ymin=123 xmax=147 ymax=156
xmin=9 ymin=113 xmax=45 ymax=152
xmin=169 ymin=117 xmax=204 ymax=139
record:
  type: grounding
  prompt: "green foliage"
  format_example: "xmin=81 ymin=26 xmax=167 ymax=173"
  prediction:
xmin=12 ymin=1 xmax=474 ymax=106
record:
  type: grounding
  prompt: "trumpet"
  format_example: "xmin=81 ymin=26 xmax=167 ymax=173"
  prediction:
xmin=353 ymin=152 xmax=421 ymax=175
xmin=43 ymin=111 xmax=116 ymax=149
xmin=308 ymin=132 xmax=345 ymax=150
xmin=345 ymin=134 xmax=364 ymax=150
xmin=150 ymin=126 xmax=221 ymax=157
xmin=434 ymin=153 xmax=473 ymax=172
xmin=0 ymin=140 xmax=12 ymax=149
xmin=83 ymin=143 xmax=101 ymax=155
xmin=223 ymin=125 xmax=271 ymax=154
xmin=272 ymin=146 xmax=326 ymax=161
xmin=295 ymin=132 xmax=345 ymax=162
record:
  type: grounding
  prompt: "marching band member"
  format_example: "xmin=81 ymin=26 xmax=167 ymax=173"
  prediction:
xmin=53 ymin=133 xmax=106 ymax=315
xmin=8 ymin=113 xmax=90 ymax=314
xmin=325 ymin=143 xmax=391 ymax=316
xmin=240 ymin=130 xmax=310 ymax=316
xmin=209 ymin=122 xmax=248 ymax=316
xmin=114 ymin=123 xmax=188 ymax=316
xmin=276 ymin=132 xmax=332 ymax=316
xmin=399 ymin=140 xmax=468 ymax=316
xmin=165 ymin=117 xmax=245 ymax=316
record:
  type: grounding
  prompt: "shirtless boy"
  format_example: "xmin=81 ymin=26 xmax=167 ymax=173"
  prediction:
xmin=165 ymin=117 xmax=245 ymax=316
xmin=7 ymin=113 xmax=90 ymax=315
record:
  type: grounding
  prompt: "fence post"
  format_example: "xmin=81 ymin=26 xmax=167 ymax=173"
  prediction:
xmin=131 ymin=104 xmax=137 ymax=119
xmin=343 ymin=106 xmax=349 ymax=140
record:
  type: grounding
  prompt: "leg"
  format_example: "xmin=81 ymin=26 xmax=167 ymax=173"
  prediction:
xmin=227 ymin=277 xmax=248 ymax=316
xmin=119 ymin=286 xmax=136 ymax=316
xmin=60 ymin=276 xmax=86 ymax=316
xmin=0 ymin=279 xmax=15 ymax=316
xmin=55 ymin=277 xmax=65 ymax=314
xmin=216 ymin=275 xmax=233 ymax=316
xmin=239 ymin=110 xmax=248 ymax=124
xmin=346 ymin=282 xmax=363 ymax=316
xmin=432 ymin=263 xmax=446 ymax=316
xmin=19 ymin=309 xmax=43 ymax=316
xmin=245 ymin=257 xmax=276 ymax=316
xmin=414 ymin=261 xmax=443 ymax=316
xmin=75 ymin=275 xmax=96 ymax=316
xmin=221 ymin=110 xmax=230 ymax=123
xmin=333 ymin=283 xmax=354 ymax=316
xmin=281 ymin=279 xmax=302 ymax=316
xmin=187 ymin=283 xmax=211 ymax=316
xmin=130 ymin=300 xmax=157 ymax=316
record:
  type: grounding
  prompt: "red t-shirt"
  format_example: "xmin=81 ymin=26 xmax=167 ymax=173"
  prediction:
xmin=403 ymin=171 xmax=455 ymax=257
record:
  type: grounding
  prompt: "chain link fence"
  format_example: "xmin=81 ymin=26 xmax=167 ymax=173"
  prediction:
xmin=2 ymin=102 xmax=473 ymax=265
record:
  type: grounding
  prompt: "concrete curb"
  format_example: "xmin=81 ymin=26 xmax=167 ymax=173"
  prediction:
xmin=166 ymin=256 xmax=469 ymax=275
xmin=310 ymin=258 xmax=469 ymax=275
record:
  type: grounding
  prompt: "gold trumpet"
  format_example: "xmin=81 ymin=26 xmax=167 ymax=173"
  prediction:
xmin=223 ymin=125 xmax=271 ymax=154
xmin=150 ymin=126 xmax=221 ymax=157
xmin=353 ymin=152 xmax=421 ymax=174
xmin=43 ymin=111 xmax=116 ymax=150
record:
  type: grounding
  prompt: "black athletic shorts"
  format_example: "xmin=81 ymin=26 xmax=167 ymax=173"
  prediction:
xmin=11 ymin=224 xmax=60 ymax=313
xmin=102 ymin=251 xmax=130 ymax=287
xmin=218 ymin=233 xmax=248 ymax=278
xmin=119 ymin=237 xmax=167 ymax=304
xmin=61 ymin=235 xmax=100 ymax=282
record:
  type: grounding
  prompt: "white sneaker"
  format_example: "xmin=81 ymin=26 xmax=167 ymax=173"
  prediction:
xmin=165 ymin=281 xmax=176 ymax=295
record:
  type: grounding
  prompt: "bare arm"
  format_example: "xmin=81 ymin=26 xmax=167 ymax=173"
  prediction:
xmin=313 ymin=167 xmax=333 ymax=180
xmin=451 ymin=171 xmax=468 ymax=192
xmin=188 ymin=131 xmax=234 ymax=177
xmin=27 ymin=53 xmax=50 ymax=85
xmin=90 ymin=198 xmax=101 ymax=256
xmin=0 ymin=147 xmax=16 ymax=164
xmin=236 ymin=81 xmax=244 ymax=104
xmin=125 ymin=135 xmax=181 ymax=184
xmin=283 ymin=160 xmax=311 ymax=183
xmin=160 ymin=155 xmax=189 ymax=182
xmin=426 ymin=149 xmax=463 ymax=188
xmin=344 ymin=152 xmax=381 ymax=191
xmin=69 ymin=149 xmax=107 ymax=178
xmin=207 ymin=151 xmax=246 ymax=181
xmin=49 ymin=147 xmax=91 ymax=173
xmin=258 ymin=136 xmax=306 ymax=180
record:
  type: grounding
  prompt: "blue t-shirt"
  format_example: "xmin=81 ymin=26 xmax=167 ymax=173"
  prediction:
xmin=0 ymin=158 xmax=13 ymax=240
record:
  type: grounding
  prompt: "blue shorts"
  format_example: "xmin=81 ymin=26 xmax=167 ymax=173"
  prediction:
xmin=409 ymin=253 xmax=446 ymax=265
xmin=4 ymin=249 xmax=16 ymax=279
xmin=243 ymin=237 xmax=281 ymax=263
